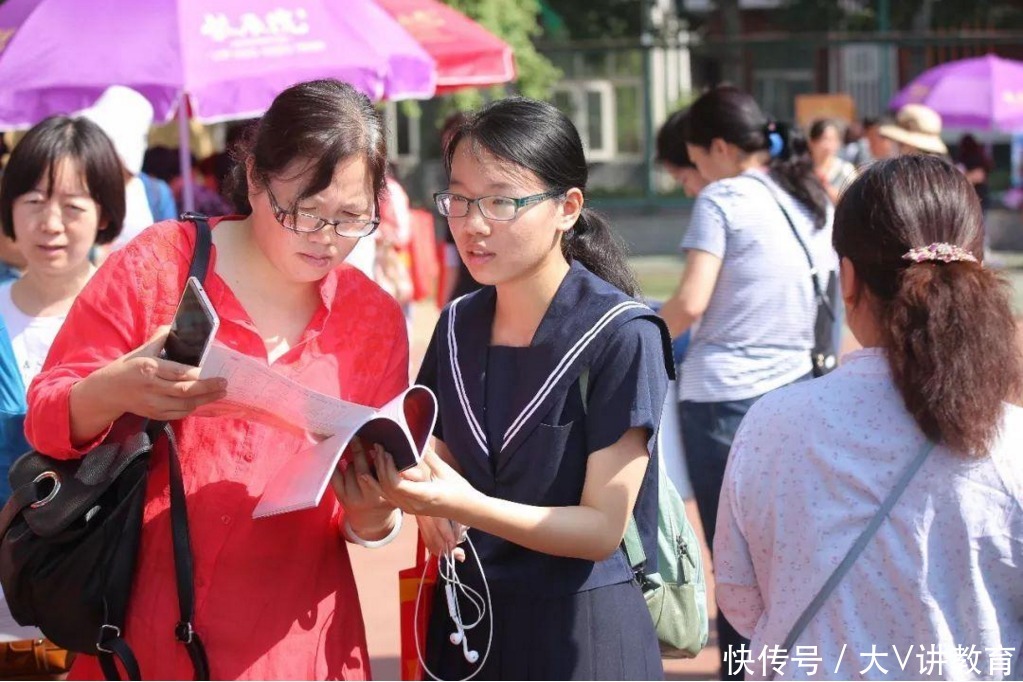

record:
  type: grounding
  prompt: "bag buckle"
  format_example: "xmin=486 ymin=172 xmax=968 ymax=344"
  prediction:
xmin=30 ymin=472 xmax=61 ymax=508
xmin=175 ymin=621 xmax=194 ymax=644
xmin=96 ymin=624 xmax=121 ymax=654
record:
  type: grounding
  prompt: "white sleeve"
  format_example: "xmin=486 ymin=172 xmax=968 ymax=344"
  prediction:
xmin=713 ymin=420 xmax=765 ymax=639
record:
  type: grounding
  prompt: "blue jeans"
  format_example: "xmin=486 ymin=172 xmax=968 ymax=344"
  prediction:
xmin=680 ymin=396 xmax=757 ymax=680
xmin=679 ymin=397 xmax=759 ymax=552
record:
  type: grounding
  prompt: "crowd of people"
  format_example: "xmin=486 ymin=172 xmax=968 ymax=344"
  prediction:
xmin=0 ymin=76 xmax=1017 ymax=682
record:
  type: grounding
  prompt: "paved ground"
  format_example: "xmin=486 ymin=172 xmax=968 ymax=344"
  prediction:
xmin=602 ymin=205 xmax=1023 ymax=258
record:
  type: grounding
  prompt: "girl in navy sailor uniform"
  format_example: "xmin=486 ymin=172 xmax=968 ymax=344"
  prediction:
xmin=367 ymin=99 xmax=674 ymax=681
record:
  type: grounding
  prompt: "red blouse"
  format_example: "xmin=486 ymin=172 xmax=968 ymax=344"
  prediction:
xmin=26 ymin=219 xmax=409 ymax=680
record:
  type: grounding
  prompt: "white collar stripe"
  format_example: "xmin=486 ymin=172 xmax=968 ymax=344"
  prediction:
xmin=447 ymin=297 xmax=489 ymax=456
xmin=500 ymin=301 xmax=647 ymax=450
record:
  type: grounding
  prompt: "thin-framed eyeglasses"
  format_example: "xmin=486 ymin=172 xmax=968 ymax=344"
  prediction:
xmin=266 ymin=186 xmax=379 ymax=239
xmin=433 ymin=190 xmax=564 ymax=222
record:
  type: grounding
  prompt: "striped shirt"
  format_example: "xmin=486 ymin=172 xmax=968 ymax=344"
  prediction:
xmin=679 ymin=168 xmax=836 ymax=403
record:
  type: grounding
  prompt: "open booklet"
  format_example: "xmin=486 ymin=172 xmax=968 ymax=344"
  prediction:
xmin=198 ymin=344 xmax=437 ymax=518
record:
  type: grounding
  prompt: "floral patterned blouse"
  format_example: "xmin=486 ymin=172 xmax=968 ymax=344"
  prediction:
xmin=715 ymin=348 xmax=1023 ymax=680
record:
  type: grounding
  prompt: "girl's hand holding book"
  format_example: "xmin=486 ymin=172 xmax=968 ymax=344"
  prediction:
xmin=365 ymin=446 xmax=480 ymax=521
xmin=416 ymin=515 xmax=466 ymax=561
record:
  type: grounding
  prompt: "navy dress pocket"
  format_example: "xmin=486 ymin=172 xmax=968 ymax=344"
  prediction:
xmin=495 ymin=421 xmax=581 ymax=507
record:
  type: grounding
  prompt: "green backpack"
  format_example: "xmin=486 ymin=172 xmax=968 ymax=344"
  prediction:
xmin=623 ymin=461 xmax=709 ymax=658
xmin=581 ymin=369 xmax=709 ymax=658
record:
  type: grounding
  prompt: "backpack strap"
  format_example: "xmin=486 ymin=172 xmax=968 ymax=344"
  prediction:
xmin=180 ymin=213 xmax=213 ymax=285
xmin=97 ymin=215 xmax=213 ymax=681
xmin=98 ymin=637 xmax=141 ymax=680
xmin=578 ymin=368 xmax=589 ymax=416
xmin=578 ymin=366 xmax=649 ymax=574
xmin=622 ymin=517 xmax=647 ymax=573
xmin=166 ymin=424 xmax=210 ymax=680
xmin=744 ymin=173 xmax=835 ymax=322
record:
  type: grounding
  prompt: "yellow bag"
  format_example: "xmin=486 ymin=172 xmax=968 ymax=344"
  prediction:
xmin=0 ymin=638 xmax=75 ymax=680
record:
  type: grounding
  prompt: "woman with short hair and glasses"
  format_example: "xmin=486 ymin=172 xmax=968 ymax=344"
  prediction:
xmin=26 ymin=79 xmax=409 ymax=680
xmin=0 ymin=113 xmax=125 ymax=676
xmin=366 ymin=98 xmax=672 ymax=680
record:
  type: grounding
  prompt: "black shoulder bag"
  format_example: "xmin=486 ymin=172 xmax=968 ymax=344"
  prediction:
xmin=747 ymin=174 xmax=839 ymax=377
xmin=0 ymin=214 xmax=214 ymax=681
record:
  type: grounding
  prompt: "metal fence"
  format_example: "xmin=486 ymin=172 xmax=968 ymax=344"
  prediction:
xmin=536 ymin=32 xmax=1023 ymax=203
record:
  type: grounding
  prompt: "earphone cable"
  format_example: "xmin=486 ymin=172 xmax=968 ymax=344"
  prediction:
xmin=438 ymin=556 xmax=485 ymax=630
xmin=415 ymin=533 xmax=493 ymax=682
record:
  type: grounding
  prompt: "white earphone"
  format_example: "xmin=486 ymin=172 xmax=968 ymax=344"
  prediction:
xmin=415 ymin=533 xmax=492 ymax=681
xmin=445 ymin=584 xmax=479 ymax=664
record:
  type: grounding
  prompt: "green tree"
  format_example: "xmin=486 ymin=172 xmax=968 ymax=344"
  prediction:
xmin=541 ymin=0 xmax=643 ymax=41
xmin=779 ymin=0 xmax=1023 ymax=31
xmin=441 ymin=0 xmax=561 ymax=111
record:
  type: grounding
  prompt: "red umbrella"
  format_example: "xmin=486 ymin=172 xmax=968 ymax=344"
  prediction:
xmin=375 ymin=0 xmax=515 ymax=94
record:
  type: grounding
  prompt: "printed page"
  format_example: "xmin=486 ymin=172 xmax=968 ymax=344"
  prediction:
xmin=194 ymin=347 xmax=440 ymax=518
xmin=198 ymin=344 xmax=375 ymax=437
xmin=251 ymin=433 xmax=351 ymax=518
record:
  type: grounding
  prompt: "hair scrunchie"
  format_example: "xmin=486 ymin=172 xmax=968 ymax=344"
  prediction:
xmin=765 ymin=122 xmax=785 ymax=158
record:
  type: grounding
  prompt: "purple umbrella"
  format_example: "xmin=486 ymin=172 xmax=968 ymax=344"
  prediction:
xmin=889 ymin=54 xmax=1023 ymax=131
xmin=0 ymin=0 xmax=436 ymax=208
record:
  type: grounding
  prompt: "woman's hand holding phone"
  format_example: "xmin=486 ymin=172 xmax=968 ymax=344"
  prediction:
xmin=70 ymin=327 xmax=229 ymax=444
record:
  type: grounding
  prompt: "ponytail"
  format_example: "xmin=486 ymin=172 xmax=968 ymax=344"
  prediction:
xmin=684 ymin=87 xmax=829 ymax=228
xmin=765 ymin=121 xmax=829 ymax=229
xmin=884 ymin=262 xmax=1022 ymax=456
xmin=834 ymin=155 xmax=1023 ymax=458
xmin=562 ymin=208 xmax=640 ymax=297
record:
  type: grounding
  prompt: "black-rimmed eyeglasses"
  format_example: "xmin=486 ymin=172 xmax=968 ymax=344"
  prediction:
xmin=434 ymin=190 xmax=563 ymax=222
xmin=267 ymin=186 xmax=380 ymax=239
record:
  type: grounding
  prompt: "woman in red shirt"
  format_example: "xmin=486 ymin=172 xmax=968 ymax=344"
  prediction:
xmin=25 ymin=79 xmax=409 ymax=680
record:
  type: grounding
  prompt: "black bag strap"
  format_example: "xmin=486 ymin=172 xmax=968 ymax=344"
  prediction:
xmin=96 ymin=482 xmax=145 ymax=679
xmin=98 ymin=214 xmax=213 ymax=681
xmin=166 ymin=424 xmax=210 ymax=680
xmin=180 ymin=213 xmax=213 ymax=285
xmin=0 ymin=477 xmax=46 ymax=539
xmin=97 ymin=428 xmax=208 ymax=681
xmin=745 ymin=173 xmax=835 ymax=322
xmin=98 ymin=637 xmax=142 ymax=680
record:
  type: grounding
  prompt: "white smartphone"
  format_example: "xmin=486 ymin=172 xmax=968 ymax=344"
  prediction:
xmin=163 ymin=276 xmax=220 ymax=367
